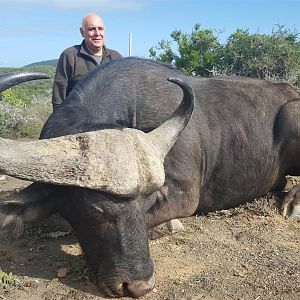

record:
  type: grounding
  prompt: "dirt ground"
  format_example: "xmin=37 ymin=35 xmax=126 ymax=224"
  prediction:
xmin=0 ymin=176 xmax=300 ymax=300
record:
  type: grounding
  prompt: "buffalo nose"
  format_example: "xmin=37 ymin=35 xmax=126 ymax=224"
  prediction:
xmin=107 ymin=275 xmax=155 ymax=298
xmin=123 ymin=275 xmax=155 ymax=298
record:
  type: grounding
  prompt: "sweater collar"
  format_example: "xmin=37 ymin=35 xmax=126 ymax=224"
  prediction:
xmin=80 ymin=40 xmax=108 ymax=57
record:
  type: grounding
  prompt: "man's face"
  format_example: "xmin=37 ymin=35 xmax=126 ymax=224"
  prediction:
xmin=80 ymin=15 xmax=105 ymax=54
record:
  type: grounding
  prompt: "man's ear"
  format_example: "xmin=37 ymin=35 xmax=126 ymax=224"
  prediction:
xmin=80 ymin=27 xmax=85 ymax=37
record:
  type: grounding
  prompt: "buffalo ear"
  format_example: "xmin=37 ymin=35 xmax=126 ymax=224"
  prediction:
xmin=0 ymin=201 xmax=27 ymax=237
xmin=0 ymin=183 xmax=57 ymax=237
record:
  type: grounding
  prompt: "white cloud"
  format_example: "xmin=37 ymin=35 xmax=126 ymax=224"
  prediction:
xmin=0 ymin=0 xmax=153 ymax=11
xmin=52 ymin=0 xmax=146 ymax=11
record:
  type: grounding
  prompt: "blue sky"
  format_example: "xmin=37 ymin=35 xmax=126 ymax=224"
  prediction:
xmin=0 ymin=0 xmax=299 ymax=67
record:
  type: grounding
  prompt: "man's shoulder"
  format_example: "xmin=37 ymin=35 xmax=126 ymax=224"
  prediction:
xmin=61 ymin=44 xmax=81 ymax=56
xmin=106 ymin=47 xmax=122 ymax=58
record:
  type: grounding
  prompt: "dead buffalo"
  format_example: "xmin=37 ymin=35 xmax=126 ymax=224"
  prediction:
xmin=0 ymin=58 xmax=300 ymax=298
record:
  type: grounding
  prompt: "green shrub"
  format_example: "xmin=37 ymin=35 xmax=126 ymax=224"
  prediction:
xmin=69 ymin=256 xmax=93 ymax=281
xmin=150 ymin=23 xmax=223 ymax=76
xmin=1 ymin=88 xmax=28 ymax=107
xmin=222 ymin=26 xmax=300 ymax=84
xmin=0 ymin=269 xmax=18 ymax=290
xmin=0 ymin=95 xmax=51 ymax=139
xmin=0 ymin=65 xmax=53 ymax=138
xmin=150 ymin=24 xmax=300 ymax=89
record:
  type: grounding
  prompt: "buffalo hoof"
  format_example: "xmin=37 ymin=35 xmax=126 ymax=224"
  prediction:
xmin=281 ymin=184 xmax=300 ymax=221
xmin=148 ymin=219 xmax=184 ymax=240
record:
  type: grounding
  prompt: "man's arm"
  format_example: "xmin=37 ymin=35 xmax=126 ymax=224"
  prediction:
xmin=52 ymin=53 xmax=70 ymax=111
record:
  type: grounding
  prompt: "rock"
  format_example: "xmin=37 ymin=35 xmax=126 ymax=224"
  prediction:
xmin=57 ymin=267 xmax=68 ymax=278
xmin=167 ymin=219 xmax=184 ymax=234
xmin=0 ymin=175 xmax=7 ymax=181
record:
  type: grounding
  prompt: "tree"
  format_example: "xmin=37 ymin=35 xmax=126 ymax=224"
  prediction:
xmin=149 ymin=24 xmax=223 ymax=76
xmin=222 ymin=25 xmax=300 ymax=84
xmin=149 ymin=24 xmax=300 ymax=89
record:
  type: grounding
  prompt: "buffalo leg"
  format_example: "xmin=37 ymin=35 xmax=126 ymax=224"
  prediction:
xmin=275 ymin=99 xmax=300 ymax=220
xmin=281 ymin=184 xmax=300 ymax=221
xmin=145 ymin=182 xmax=199 ymax=229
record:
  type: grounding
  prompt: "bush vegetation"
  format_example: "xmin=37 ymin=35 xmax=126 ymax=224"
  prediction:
xmin=0 ymin=268 xmax=18 ymax=290
xmin=150 ymin=24 xmax=300 ymax=90
xmin=0 ymin=65 xmax=55 ymax=138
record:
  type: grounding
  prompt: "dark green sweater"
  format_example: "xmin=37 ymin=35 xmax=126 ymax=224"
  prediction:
xmin=52 ymin=41 xmax=122 ymax=110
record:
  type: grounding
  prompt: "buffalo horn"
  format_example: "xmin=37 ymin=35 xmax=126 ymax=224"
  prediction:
xmin=0 ymin=129 xmax=165 ymax=196
xmin=148 ymin=77 xmax=195 ymax=158
xmin=0 ymin=75 xmax=194 ymax=196
xmin=0 ymin=71 xmax=51 ymax=93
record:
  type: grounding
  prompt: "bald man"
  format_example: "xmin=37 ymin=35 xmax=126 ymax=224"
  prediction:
xmin=52 ymin=13 xmax=122 ymax=111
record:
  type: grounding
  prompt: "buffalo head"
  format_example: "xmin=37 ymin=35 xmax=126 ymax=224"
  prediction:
xmin=0 ymin=71 xmax=194 ymax=297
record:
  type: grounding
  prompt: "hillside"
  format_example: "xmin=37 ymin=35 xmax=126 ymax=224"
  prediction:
xmin=24 ymin=59 xmax=58 ymax=67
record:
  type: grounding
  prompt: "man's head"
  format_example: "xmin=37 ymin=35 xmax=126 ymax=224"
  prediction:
xmin=80 ymin=13 xmax=105 ymax=55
